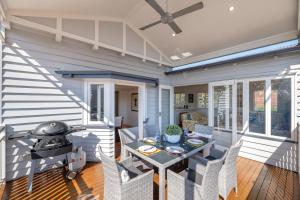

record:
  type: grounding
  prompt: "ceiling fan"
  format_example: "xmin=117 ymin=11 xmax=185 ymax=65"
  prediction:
xmin=140 ymin=0 xmax=204 ymax=34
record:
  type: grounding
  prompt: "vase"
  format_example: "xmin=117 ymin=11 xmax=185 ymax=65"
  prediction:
xmin=165 ymin=134 xmax=181 ymax=143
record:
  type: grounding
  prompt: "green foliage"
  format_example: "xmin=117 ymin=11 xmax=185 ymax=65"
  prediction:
xmin=165 ymin=125 xmax=183 ymax=136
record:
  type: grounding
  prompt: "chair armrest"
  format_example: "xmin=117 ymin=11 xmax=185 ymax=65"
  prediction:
xmin=119 ymin=156 xmax=133 ymax=168
xmin=210 ymin=148 xmax=226 ymax=159
xmin=122 ymin=170 xmax=154 ymax=197
xmin=188 ymin=157 xmax=207 ymax=175
xmin=167 ymin=170 xmax=202 ymax=200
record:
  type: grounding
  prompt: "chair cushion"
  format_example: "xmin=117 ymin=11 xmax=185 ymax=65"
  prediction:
xmin=118 ymin=164 xmax=130 ymax=183
xmin=117 ymin=163 xmax=143 ymax=183
xmin=179 ymin=168 xmax=203 ymax=185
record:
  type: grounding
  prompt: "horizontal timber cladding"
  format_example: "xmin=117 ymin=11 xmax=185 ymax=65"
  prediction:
xmin=170 ymin=50 xmax=300 ymax=172
xmin=3 ymin=27 xmax=168 ymax=180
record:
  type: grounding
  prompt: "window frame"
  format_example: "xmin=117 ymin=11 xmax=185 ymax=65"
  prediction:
xmin=208 ymin=75 xmax=296 ymax=141
xmin=84 ymin=80 xmax=108 ymax=125
xmin=174 ymin=93 xmax=185 ymax=108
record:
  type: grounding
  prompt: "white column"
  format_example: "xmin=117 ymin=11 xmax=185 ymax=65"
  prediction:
xmin=225 ymin=85 xmax=230 ymax=130
xmin=265 ymin=79 xmax=271 ymax=135
xmin=208 ymin=84 xmax=213 ymax=127
xmin=138 ymin=84 xmax=146 ymax=139
xmin=232 ymin=82 xmax=237 ymax=144
xmin=243 ymin=81 xmax=249 ymax=134
xmin=104 ymin=81 xmax=115 ymax=127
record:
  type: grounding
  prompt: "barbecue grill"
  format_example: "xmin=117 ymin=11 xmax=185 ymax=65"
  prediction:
xmin=9 ymin=121 xmax=86 ymax=192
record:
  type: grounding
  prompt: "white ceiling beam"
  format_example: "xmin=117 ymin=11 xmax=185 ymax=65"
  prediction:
xmin=7 ymin=15 xmax=57 ymax=34
xmin=126 ymin=22 xmax=173 ymax=65
xmin=7 ymin=14 xmax=171 ymax=66
xmin=93 ymin=19 xmax=99 ymax=50
xmin=55 ymin=16 xmax=62 ymax=42
xmin=8 ymin=10 xmax=122 ymax=22
xmin=122 ymin=21 xmax=126 ymax=56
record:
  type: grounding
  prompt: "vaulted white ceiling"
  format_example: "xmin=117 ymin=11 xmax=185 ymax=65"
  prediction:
xmin=4 ymin=0 xmax=299 ymax=65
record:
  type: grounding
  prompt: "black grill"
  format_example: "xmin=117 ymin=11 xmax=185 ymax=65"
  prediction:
xmin=9 ymin=121 xmax=85 ymax=159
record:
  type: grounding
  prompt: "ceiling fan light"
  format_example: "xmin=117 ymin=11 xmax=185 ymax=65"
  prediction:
xmin=229 ymin=6 xmax=235 ymax=12
xmin=172 ymin=33 xmax=176 ymax=37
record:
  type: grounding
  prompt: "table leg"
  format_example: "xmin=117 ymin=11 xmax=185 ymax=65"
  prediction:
xmin=28 ymin=159 xmax=37 ymax=192
xmin=159 ymin=167 xmax=166 ymax=200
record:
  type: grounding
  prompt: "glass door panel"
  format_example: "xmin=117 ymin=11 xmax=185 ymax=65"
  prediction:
xmin=271 ymin=79 xmax=291 ymax=137
xmin=249 ymin=81 xmax=265 ymax=134
xmin=213 ymin=85 xmax=232 ymax=130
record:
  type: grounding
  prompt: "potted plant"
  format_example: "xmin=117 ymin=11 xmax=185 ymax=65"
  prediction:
xmin=164 ymin=125 xmax=183 ymax=143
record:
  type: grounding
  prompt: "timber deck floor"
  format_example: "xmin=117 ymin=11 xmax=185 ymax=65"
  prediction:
xmin=2 ymin=143 xmax=300 ymax=200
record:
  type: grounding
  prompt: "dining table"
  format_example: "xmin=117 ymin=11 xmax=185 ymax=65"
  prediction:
xmin=124 ymin=136 xmax=215 ymax=200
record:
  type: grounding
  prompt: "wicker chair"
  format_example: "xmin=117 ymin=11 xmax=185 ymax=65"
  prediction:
xmin=118 ymin=127 xmax=152 ymax=170
xmin=167 ymin=152 xmax=227 ymax=200
xmin=99 ymin=147 xmax=154 ymax=200
xmin=118 ymin=127 xmax=139 ymax=160
xmin=192 ymin=140 xmax=243 ymax=199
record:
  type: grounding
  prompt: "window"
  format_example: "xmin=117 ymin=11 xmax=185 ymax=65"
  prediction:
xmin=209 ymin=77 xmax=294 ymax=139
xmin=249 ymin=81 xmax=265 ymax=134
xmin=271 ymin=79 xmax=291 ymax=137
xmin=89 ymin=84 xmax=104 ymax=122
xmin=175 ymin=93 xmax=185 ymax=108
xmin=197 ymin=92 xmax=208 ymax=108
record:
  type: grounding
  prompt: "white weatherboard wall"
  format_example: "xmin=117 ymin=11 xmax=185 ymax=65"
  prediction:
xmin=2 ymin=26 xmax=169 ymax=181
xmin=170 ymin=52 xmax=300 ymax=172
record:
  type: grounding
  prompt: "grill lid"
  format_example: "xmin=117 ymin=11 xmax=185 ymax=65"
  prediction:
xmin=32 ymin=121 xmax=69 ymax=136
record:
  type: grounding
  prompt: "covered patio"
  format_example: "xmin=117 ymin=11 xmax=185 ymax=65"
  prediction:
xmin=0 ymin=0 xmax=300 ymax=200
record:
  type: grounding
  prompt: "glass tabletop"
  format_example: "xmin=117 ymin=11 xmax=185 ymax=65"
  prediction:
xmin=125 ymin=137 xmax=212 ymax=165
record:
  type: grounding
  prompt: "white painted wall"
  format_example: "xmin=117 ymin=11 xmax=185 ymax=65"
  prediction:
xmin=116 ymin=86 xmax=139 ymax=127
xmin=2 ymin=26 xmax=169 ymax=181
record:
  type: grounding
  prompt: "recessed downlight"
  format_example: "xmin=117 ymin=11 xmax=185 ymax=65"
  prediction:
xmin=170 ymin=55 xmax=181 ymax=60
xmin=182 ymin=52 xmax=193 ymax=57
xmin=229 ymin=6 xmax=235 ymax=12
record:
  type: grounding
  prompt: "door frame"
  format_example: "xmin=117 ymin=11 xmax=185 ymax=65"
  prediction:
xmin=158 ymin=85 xmax=174 ymax=132
xmin=209 ymin=80 xmax=237 ymax=144
xmin=83 ymin=79 xmax=147 ymax=139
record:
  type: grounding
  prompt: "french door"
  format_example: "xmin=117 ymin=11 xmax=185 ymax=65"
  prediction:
xmin=159 ymin=85 xmax=174 ymax=133
xmin=209 ymin=81 xmax=238 ymax=145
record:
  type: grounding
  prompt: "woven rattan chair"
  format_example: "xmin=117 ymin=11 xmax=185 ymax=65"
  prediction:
xmin=192 ymin=140 xmax=243 ymax=199
xmin=167 ymin=152 xmax=227 ymax=200
xmin=118 ymin=127 xmax=139 ymax=160
xmin=99 ymin=147 xmax=154 ymax=200
xmin=118 ymin=127 xmax=152 ymax=170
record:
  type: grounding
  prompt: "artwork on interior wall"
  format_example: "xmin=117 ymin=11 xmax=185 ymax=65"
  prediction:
xmin=131 ymin=93 xmax=138 ymax=112
xmin=188 ymin=94 xmax=194 ymax=103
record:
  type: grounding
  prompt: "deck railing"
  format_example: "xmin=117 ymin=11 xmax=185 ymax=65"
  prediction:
xmin=0 ymin=125 xmax=6 ymax=183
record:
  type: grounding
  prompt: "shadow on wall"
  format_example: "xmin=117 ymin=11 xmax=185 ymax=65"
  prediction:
xmin=3 ymin=41 xmax=90 ymax=181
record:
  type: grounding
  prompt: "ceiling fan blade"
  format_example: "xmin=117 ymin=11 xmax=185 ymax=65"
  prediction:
xmin=172 ymin=2 xmax=204 ymax=19
xmin=168 ymin=21 xmax=182 ymax=34
xmin=140 ymin=20 xmax=162 ymax=30
xmin=145 ymin=0 xmax=166 ymax=16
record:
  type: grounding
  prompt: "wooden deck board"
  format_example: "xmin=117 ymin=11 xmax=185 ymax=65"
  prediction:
xmin=3 ymin=147 xmax=299 ymax=200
